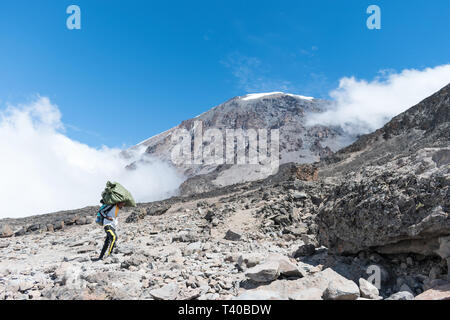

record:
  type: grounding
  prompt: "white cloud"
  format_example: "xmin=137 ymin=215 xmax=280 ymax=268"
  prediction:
xmin=0 ymin=97 xmax=184 ymax=219
xmin=307 ymin=64 xmax=450 ymax=135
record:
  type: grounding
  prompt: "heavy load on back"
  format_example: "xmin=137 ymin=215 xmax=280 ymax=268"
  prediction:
xmin=101 ymin=181 xmax=136 ymax=208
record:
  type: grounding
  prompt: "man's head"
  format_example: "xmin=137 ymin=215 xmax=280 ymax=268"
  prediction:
xmin=117 ymin=202 xmax=126 ymax=209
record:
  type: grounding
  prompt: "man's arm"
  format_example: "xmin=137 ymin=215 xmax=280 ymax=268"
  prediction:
xmin=99 ymin=205 xmax=114 ymax=220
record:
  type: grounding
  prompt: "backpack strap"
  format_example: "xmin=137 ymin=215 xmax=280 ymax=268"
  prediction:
xmin=114 ymin=205 xmax=119 ymax=218
xmin=99 ymin=204 xmax=114 ymax=218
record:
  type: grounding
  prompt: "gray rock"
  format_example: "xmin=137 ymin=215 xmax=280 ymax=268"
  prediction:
xmin=293 ymin=244 xmax=316 ymax=257
xmin=75 ymin=217 xmax=87 ymax=225
xmin=245 ymin=261 xmax=280 ymax=283
xmin=358 ymin=278 xmax=380 ymax=299
xmin=293 ymin=191 xmax=308 ymax=200
xmin=149 ymin=283 xmax=179 ymax=300
xmin=224 ymin=230 xmax=242 ymax=241
xmin=266 ymin=253 xmax=303 ymax=278
xmin=399 ymin=283 xmax=414 ymax=294
xmin=172 ymin=231 xmax=198 ymax=243
xmin=386 ymin=291 xmax=415 ymax=300
xmin=323 ymin=277 xmax=360 ymax=300
xmin=19 ymin=281 xmax=34 ymax=292
xmin=183 ymin=242 xmax=203 ymax=256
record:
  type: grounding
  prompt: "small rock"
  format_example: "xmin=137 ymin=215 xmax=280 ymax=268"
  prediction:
xmin=149 ymin=283 xmax=179 ymax=300
xmin=75 ymin=217 xmax=87 ymax=225
xmin=54 ymin=221 xmax=65 ymax=230
xmin=172 ymin=231 xmax=198 ymax=243
xmin=293 ymin=244 xmax=316 ymax=258
xmin=76 ymin=245 xmax=96 ymax=254
xmin=14 ymin=227 xmax=26 ymax=237
xmin=19 ymin=281 xmax=34 ymax=292
xmin=386 ymin=291 xmax=415 ymax=300
xmin=184 ymin=242 xmax=203 ymax=256
xmin=0 ymin=224 xmax=14 ymax=238
xmin=293 ymin=191 xmax=308 ymax=200
xmin=224 ymin=230 xmax=242 ymax=241
xmin=204 ymin=210 xmax=215 ymax=222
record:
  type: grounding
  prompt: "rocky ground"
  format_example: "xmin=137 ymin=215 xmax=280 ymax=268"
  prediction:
xmin=0 ymin=174 xmax=448 ymax=300
xmin=0 ymin=84 xmax=449 ymax=301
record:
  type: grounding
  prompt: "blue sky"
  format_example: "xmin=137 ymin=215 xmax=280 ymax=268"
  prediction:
xmin=0 ymin=0 xmax=449 ymax=148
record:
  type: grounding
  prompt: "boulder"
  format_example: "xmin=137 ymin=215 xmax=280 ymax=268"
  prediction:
xmin=323 ymin=277 xmax=360 ymax=300
xmin=147 ymin=204 xmax=171 ymax=216
xmin=0 ymin=224 xmax=14 ymax=238
xmin=293 ymin=244 xmax=316 ymax=257
xmin=240 ymin=268 xmax=355 ymax=300
xmin=414 ymin=282 xmax=450 ymax=300
xmin=75 ymin=216 xmax=87 ymax=225
xmin=293 ymin=191 xmax=308 ymax=200
xmin=265 ymin=253 xmax=303 ymax=278
xmin=224 ymin=230 xmax=242 ymax=241
xmin=358 ymin=278 xmax=380 ymax=299
xmin=125 ymin=208 xmax=147 ymax=223
xmin=14 ymin=227 xmax=26 ymax=237
xmin=317 ymin=170 xmax=450 ymax=255
xmin=244 ymin=261 xmax=280 ymax=283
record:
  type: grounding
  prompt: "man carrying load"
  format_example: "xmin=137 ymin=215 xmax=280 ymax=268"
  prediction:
xmin=93 ymin=181 xmax=136 ymax=262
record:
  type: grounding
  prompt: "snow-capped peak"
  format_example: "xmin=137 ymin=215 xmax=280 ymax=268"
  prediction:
xmin=241 ymin=92 xmax=314 ymax=101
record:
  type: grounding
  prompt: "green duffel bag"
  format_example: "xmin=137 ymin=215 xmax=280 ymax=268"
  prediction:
xmin=101 ymin=181 xmax=136 ymax=207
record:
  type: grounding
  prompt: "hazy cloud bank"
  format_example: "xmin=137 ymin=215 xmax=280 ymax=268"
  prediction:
xmin=0 ymin=97 xmax=184 ymax=219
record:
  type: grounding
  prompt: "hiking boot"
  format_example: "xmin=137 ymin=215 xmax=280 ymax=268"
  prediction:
xmin=91 ymin=257 xmax=103 ymax=262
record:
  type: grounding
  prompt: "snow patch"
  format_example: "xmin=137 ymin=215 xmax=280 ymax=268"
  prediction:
xmin=241 ymin=92 xmax=314 ymax=101
xmin=285 ymin=94 xmax=315 ymax=101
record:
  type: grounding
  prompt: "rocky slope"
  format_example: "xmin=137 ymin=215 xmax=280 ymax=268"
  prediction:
xmin=0 ymin=85 xmax=449 ymax=301
xmin=0 ymin=176 xmax=447 ymax=300
xmin=316 ymin=83 xmax=450 ymax=257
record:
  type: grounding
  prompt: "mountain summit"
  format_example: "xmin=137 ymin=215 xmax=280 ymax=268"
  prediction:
xmin=129 ymin=92 xmax=353 ymax=190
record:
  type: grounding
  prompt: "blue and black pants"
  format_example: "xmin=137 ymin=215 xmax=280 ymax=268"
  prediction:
xmin=99 ymin=225 xmax=117 ymax=259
